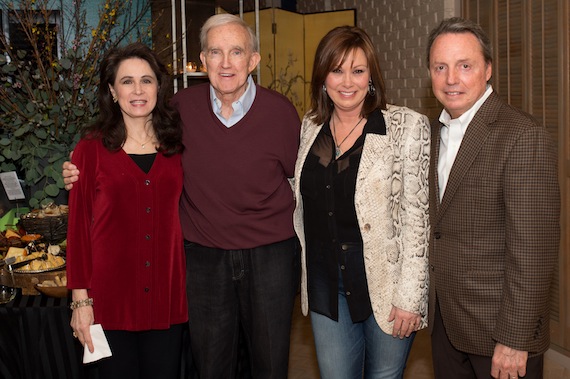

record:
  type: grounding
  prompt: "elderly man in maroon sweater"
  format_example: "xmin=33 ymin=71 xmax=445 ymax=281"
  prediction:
xmin=64 ymin=13 xmax=301 ymax=379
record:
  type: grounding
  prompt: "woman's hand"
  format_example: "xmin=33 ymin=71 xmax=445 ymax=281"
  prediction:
xmin=70 ymin=289 xmax=95 ymax=353
xmin=388 ymin=305 xmax=421 ymax=338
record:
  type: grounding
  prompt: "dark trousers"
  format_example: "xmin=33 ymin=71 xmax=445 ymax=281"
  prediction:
xmin=432 ymin=301 xmax=544 ymax=378
xmin=96 ymin=323 xmax=185 ymax=379
xmin=185 ymin=237 xmax=300 ymax=379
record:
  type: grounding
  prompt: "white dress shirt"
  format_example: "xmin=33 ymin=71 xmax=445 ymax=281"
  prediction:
xmin=438 ymin=85 xmax=493 ymax=201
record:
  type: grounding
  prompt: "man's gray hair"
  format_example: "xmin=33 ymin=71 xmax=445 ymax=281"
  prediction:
xmin=200 ymin=14 xmax=259 ymax=53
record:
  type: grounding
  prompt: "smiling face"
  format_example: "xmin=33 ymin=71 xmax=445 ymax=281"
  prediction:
xmin=109 ymin=57 xmax=158 ymax=124
xmin=324 ymin=47 xmax=370 ymax=116
xmin=429 ymin=32 xmax=492 ymax=119
xmin=200 ymin=22 xmax=260 ymax=104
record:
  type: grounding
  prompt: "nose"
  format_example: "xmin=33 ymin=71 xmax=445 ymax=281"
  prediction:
xmin=446 ymin=68 xmax=459 ymax=85
xmin=341 ymin=71 xmax=353 ymax=86
xmin=221 ymin=53 xmax=231 ymax=68
xmin=134 ymin=82 xmax=143 ymax=94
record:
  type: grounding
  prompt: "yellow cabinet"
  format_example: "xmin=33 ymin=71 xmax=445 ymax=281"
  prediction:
xmin=244 ymin=9 xmax=355 ymax=117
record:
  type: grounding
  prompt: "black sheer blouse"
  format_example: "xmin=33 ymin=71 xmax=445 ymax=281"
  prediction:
xmin=300 ymin=109 xmax=387 ymax=322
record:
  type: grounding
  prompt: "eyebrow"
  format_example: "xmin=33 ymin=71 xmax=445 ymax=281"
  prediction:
xmin=208 ymin=45 xmax=245 ymax=52
xmin=118 ymin=74 xmax=155 ymax=81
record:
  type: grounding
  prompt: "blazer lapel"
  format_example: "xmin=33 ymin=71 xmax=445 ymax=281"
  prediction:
xmin=356 ymin=132 xmax=390 ymax=189
xmin=294 ymin=120 xmax=322 ymax=196
xmin=435 ymin=92 xmax=502 ymax=221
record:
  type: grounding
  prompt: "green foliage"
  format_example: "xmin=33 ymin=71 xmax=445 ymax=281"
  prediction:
xmin=0 ymin=0 xmax=150 ymax=208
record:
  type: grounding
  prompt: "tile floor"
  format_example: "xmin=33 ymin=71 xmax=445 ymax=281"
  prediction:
xmin=287 ymin=295 xmax=570 ymax=379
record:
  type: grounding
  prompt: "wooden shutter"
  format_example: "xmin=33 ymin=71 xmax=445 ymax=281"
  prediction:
xmin=464 ymin=0 xmax=569 ymax=354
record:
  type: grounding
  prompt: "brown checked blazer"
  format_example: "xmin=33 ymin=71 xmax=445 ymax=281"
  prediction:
xmin=428 ymin=91 xmax=560 ymax=357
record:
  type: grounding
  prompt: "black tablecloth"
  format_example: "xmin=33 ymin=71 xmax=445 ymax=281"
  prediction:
xmin=0 ymin=290 xmax=253 ymax=379
xmin=0 ymin=290 xmax=90 ymax=379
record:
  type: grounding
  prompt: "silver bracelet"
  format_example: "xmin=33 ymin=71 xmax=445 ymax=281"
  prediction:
xmin=70 ymin=298 xmax=93 ymax=310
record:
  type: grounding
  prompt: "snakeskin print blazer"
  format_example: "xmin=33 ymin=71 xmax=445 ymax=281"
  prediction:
xmin=293 ymin=104 xmax=431 ymax=334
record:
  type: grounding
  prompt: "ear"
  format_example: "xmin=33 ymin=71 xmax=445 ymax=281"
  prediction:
xmin=248 ymin=52 xmax=261 ymax=74
xmin=108 ymin=84 xmax=116 ymax=98
xmin=199 ymin=51 xmax=206 ymax=68
xmin=485 ymin=63 xmax=492 ymax=82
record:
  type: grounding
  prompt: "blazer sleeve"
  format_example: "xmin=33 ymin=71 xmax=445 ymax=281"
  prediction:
xmin=392 ymin=111 xmax=431 ymax=319
xmin=492 ymin=124 xmax=559 ymax=351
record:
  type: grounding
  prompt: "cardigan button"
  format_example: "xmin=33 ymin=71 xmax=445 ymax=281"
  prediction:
xmin=146 ymin=207 xmax=151 ymax=213
xmin=364 ymin=224 xmax=371 ymax=231
xmin=145 ymin=179 xmax=151 ymax=186
xmin=144 ymin=287 xmax=149 ymax=293
xmin=145 ymin=261 xmax=151 ymax=267
xmin=145 ymin=235 xmax=151 ymax=240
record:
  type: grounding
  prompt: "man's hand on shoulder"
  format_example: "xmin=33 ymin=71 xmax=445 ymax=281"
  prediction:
xmin=62 ymin=160 xmax=79 ymax=191
xmin=491 ymin=343 xmax=528 ymax=379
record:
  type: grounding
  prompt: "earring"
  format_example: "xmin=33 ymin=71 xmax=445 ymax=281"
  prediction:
xmin=112 ymin=95 xmax=118 ymax=103
xmin=368 ymin=79 xmax=376 ymax=97
xmin=322 ymin=84 xmax=327 ymax=93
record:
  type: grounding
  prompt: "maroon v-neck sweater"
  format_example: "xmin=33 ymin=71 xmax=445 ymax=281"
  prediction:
xmin=172 ymin=83 xmax=300 ymax=249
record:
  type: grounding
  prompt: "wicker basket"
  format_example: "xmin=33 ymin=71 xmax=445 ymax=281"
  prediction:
xmin=20 ymin=214 xmax=68 ymax=244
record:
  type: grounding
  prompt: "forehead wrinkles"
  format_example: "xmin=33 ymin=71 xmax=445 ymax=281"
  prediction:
xmin=206 ymin=24 xmax=251 ymax=51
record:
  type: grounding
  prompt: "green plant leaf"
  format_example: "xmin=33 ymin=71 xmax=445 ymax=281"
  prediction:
xmin=29 ymin=197 xmax=40 ymax=209
xmin=2 ymin=64 xmax=17 ymax=73
xmin=2 ymin=147 xmax=13 ymax=159
xmin=60 ymin=58 xmax=72 ymax=69
xmin=13 ymin=125 xmax=30 ymax=137
xmin=44 ymin=184 xmax=60 ymax=197
xmin=35 ymin=129 xmax=48 ymax=139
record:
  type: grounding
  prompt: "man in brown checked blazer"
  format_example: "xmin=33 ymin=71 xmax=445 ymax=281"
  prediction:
xmin=426 ymin=18 xmax=560 ymax=379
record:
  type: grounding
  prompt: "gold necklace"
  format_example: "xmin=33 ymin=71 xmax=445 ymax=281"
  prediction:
xmin=331 ymin=115 xmax=364 ymax=159
xmin=128 ymin=134 xmax=155 ymax=149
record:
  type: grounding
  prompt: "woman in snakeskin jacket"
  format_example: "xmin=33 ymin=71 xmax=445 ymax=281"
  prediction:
xmin=292 ymin=26 xmax=430 ymax=379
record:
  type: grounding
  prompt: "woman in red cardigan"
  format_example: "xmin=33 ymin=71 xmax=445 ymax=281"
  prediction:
xmin=66 ymin=43 xmax=187 ymax=379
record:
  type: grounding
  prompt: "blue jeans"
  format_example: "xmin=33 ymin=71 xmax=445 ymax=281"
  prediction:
xmin=310 ymin=285 xmax=415 ymax=379
xmin=185 ymin=238 xmax=300 ymax=379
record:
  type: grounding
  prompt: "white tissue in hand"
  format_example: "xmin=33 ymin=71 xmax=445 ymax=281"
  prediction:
xmin=83 ymin=324 xmax=112 ymax=363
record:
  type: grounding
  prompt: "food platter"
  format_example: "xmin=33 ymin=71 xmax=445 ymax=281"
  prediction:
xmin=13 ymin=262 xmax=66 ymax=274
xmin=34 ymin=284 xmax=68 ymax=298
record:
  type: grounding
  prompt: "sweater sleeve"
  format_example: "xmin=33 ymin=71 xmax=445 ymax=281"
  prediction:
xmin=66 ymin=139 xmax=97 ymax=290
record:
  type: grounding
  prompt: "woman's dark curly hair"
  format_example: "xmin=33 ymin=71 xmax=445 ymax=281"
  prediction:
xmin=83 ymin=42 xmax=182 ymax=156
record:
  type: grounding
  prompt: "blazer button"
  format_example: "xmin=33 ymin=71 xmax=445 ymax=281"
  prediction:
xmin=434 ymin=232 xmax=441 ymax=239
xmin=341 ymin=244 xmax=349 ymax=251
xmin=430 ymin=264 xmax=435 ymax=271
